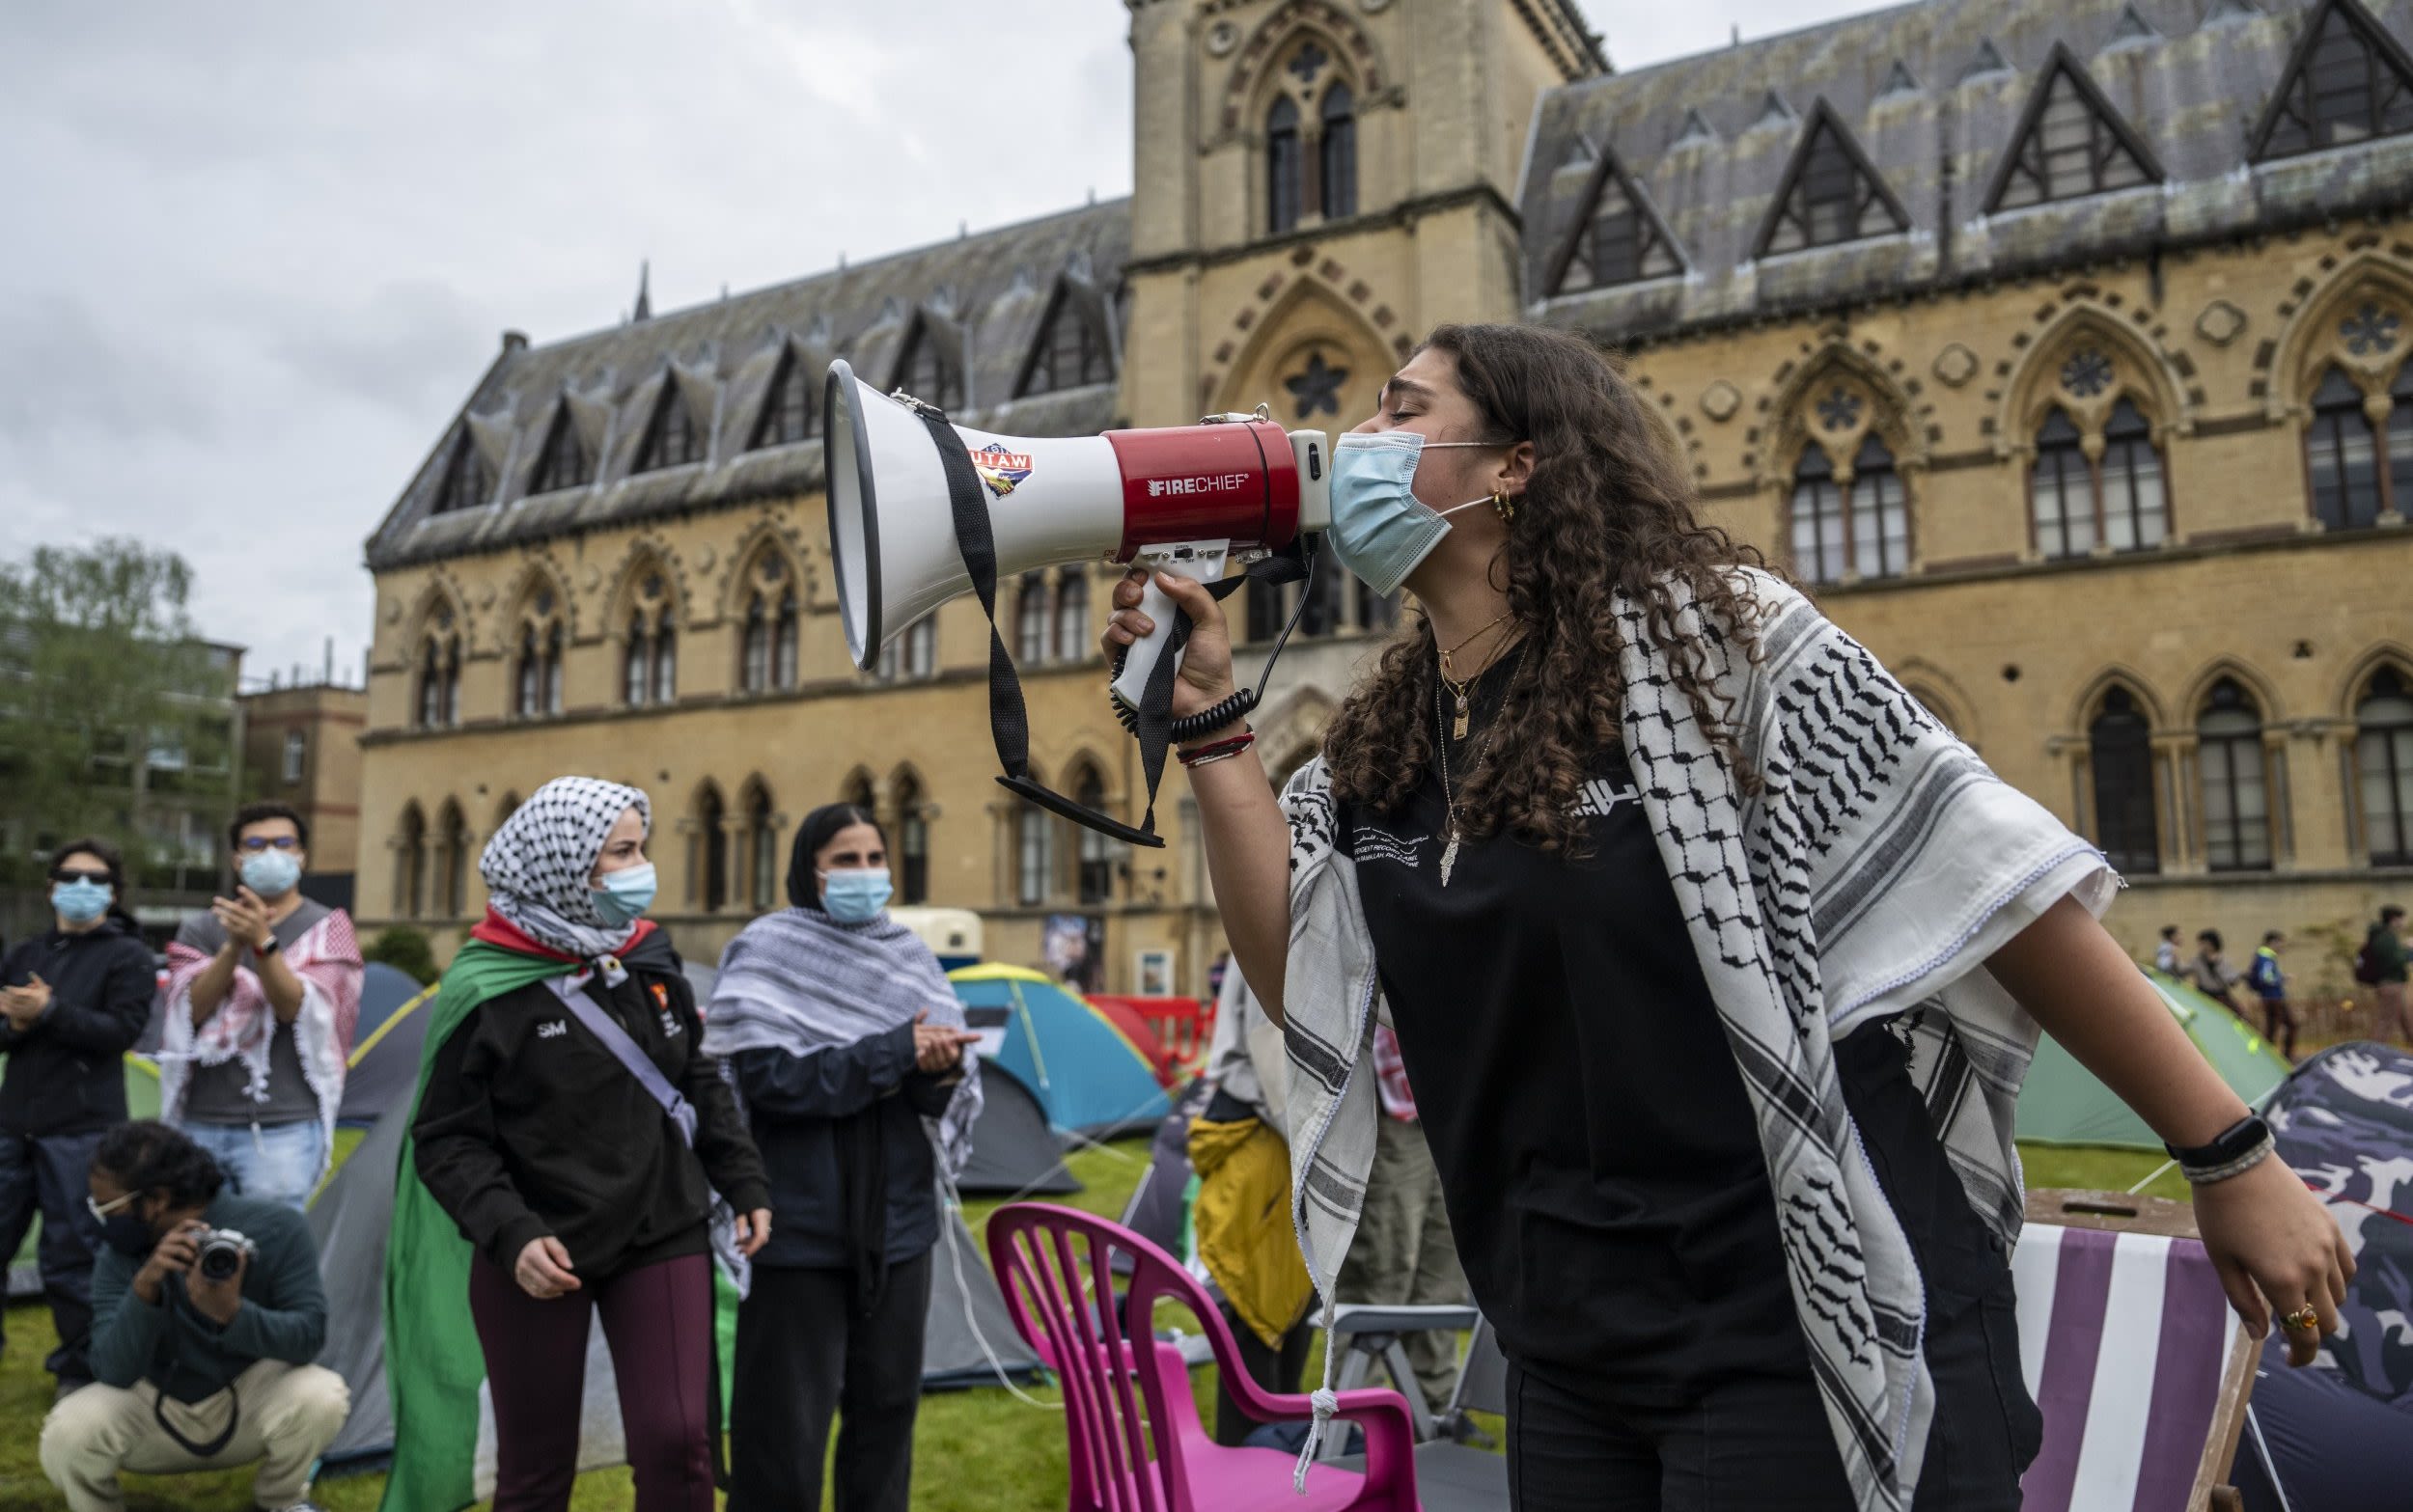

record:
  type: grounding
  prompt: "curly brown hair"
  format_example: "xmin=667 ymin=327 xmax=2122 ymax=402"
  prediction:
xmin=1321 ymin=322 xmax=1772 ymax=854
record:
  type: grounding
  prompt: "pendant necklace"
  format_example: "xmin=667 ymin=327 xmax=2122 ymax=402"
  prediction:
xmin=1434 ymin=638 xmax=1531 ymax=887
xmin=1436 ymin=611 xmax=1513 ymax=740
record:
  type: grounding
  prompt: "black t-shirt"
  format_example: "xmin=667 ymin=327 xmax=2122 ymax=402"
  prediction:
xmin=1344 ymin=656 xmax=2011 ymax=1404
xmin=1345 ymin=654 xmax=1806 ymax=1402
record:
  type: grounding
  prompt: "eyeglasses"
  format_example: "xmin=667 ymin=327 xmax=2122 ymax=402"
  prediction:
xmin=51 ymin=868 xmax=111 ymax=886
xmin=236 ymin=837 xmax=302 ymax=853
xmin=87 ymin=1192 xmax=136 ymax=1223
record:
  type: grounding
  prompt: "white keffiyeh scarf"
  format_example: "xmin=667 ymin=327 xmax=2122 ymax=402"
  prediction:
xmin=1276 ymin=571 xmax=2115 ymax=1506
xmin=481 ymin=777 xmax=652 ymax=962
xmin=702 ymin=907 xmax=983 ymax=1181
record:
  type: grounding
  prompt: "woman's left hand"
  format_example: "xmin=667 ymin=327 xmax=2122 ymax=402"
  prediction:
xmin=735 ymin=1208 xmax=773 ymax=1258
xmin=2193 ymin=1153 xmax=2356 ymax=1366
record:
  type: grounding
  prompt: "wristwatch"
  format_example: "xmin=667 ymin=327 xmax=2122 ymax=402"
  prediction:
xmin=2164 ymin=1113 xmax=2272 ymax=1184
xmin=255 ymin=937 xmax=281 ymax=958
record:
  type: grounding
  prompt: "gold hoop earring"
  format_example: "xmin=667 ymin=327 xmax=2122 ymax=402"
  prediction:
xmin=1490 ymin=489 xmax=1516 ymax=523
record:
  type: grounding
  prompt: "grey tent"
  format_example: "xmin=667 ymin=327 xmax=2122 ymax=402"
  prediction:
xmin=336 ymin=978 xmax=437 ymax=1126
xmin=958 ymin=1065 xmax=1081 ymax=1196
xmin=308 ymin=1101 xmax=1044 ymax=1467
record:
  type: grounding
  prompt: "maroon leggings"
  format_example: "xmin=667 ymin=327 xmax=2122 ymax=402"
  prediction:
xmin=468 ymin=1250 xmax=716 ymax=1512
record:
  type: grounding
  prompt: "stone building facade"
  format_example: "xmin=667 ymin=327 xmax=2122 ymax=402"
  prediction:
xmin=360 ymin=0 xmax=2413 ymax=996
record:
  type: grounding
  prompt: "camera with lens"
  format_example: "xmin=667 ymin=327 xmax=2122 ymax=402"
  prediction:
xmin=194 ymin=1227 xmax=257 ymax=1281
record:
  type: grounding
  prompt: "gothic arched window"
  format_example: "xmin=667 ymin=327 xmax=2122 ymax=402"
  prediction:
xmin=624 ymin=611 xmax=652 ymax=706
xmin=1848 ymin=435 xmax=1908 ymax=580
xmin=773 ymin=591 xmax=800 ymax=689
xmin=2088 ymin=687 xmax=2159 ymax=875
xmin=1267 ymin=96 xmax=1303 ymax=234
xmin=514 ymin=625 xmax=543 ymax=717
xmin=1017 ymin=802 xmax=1052 ymax=907
xmin=2100 ymin=398 xmax=2167 ymax=550
xmin=1319 ymin=82 xmax=1357 ymax=220
xmin=1016 ymin=572 xmax=1052 ymax=665
xmin=437 ymin=801 xmax=471 ymax=918
xmin=1789 ymin=443 xmax=1846 ymax=585
xmin=2197 ymin=679 xmax=2271 ymax=872
xmin=1055 ymin=572 xmax=1090 ymax=663
xmin=745 ymin=783 xmax=778 ymax=912
xmin=741 ymin=598 xmax=770 ymax=693
xmin=695 ymin=785 xmax=729 ymax=913
xmin=2307 ymin=365 xmax=2384 ymax=530
xmin=895 ymin=771 xmax=930 ymax=905
xmin=2359 ymin=667 xmax=2413 ymax=866
xmin=398 ymin=804 xmax=428 ymax=921
xmin=2031 ymin=408 xmax=2091 ymax=559
xmin=1074 ymin=767 xmax=1116 ymax=904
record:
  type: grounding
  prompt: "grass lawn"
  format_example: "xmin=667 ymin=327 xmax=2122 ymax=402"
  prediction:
xmin=0 ymin=1138 xmax=2177 ymax=1511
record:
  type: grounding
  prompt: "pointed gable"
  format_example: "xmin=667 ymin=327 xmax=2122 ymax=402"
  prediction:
xmin=1756 ymin=102 xmax=1907 ymax=258
xmin=750 ymin=342 xmax=819 ymax=450
xmin=1878 ymin=62 xmax=1921 ymax=99
xmin=430 ymin=428 xmax=491 ymax=515
xmin=1959 ymin=39 xmax=2011 ymax=84
xmin=631 ymin=368 xmax=706 ymax=474
xmin=2106 ymin=4 xmax=2158 ymax=46
xmin=1546 ymin=149 xmax=1683 ymax=295
xmin=889 ymin=310 xmax=965 ymax=411
xmin=526 ymin=399 xmax=593 ymax=495
xmin=1672 ymin=108 xmax=1718 ymax=147
xmin=1987 ymin=45 xmax=2162 ymax=211
xmin=2250 ymin=0 xmax=2413 ymax=162
xmin=1015 ymin=278 xmax=1115 ymax=399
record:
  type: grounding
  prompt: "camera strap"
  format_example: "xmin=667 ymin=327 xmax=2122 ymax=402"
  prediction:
xmin=902 ymin=399 xmax=1308 ymax=851
xmin=151 ymin=1290 xmax=243 ymax=1460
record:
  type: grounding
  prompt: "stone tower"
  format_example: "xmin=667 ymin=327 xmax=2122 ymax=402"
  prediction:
xmin=1119 ymin=0 xmax=1604 ymax=428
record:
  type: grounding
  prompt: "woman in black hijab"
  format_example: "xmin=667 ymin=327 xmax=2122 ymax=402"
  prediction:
xmin=704 ymin=803 xmax=983 ymax=1512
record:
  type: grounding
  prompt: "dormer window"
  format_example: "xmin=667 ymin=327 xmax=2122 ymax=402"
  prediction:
xmin=632 ymin=379 xmax=705 ymax=474
xmin=891 ymin=316 xmax=963 ymax=411
xmin=1758 ymin=104 xmax=1908 ymax=256
xmin=1016 ymin=285 xmax=1114 ymax=399
xmin=431 ymin=431 xmax=491 ymax=514
xmin=527 ymin=403 xmax=594 ymax=494
xmin=752 ymin=346 xmax=818 ymax=448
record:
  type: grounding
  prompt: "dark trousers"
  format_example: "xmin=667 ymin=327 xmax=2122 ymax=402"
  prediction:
xmin=0 ymin=1128 xmax=107 ymax=1383
xmin=729 ymin=1251 xmax=932 ymax=1512
xmin=1503 ymin=1288 xmax=2038 ymax=1512
xmin=1212 ymin=1303 xmax=1311 ymax=1447
xmin=2260 ymin=997 xmax=2298 ymax=1059
xmin=468 ymin=1250 xmax=717 ymax=1512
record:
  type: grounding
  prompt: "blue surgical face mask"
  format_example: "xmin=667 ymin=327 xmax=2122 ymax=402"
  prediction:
xmin=591 ymin=862 xmax=657 ymax=928
xmin=1323 ymin=431 xmax=1507 ymax=598
xmin=51 ymin=878 xmax=110 ymax=925
xmin=819 ymin=866 xmax=894 ymax=923
xmin=238 ymin=849 xmax=303 ymax=898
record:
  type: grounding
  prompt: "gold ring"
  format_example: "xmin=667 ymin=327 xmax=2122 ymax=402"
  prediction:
xmin=2282 ymin=1305 xmax=2320 ymax=1332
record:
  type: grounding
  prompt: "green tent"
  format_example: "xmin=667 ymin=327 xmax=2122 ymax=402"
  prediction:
xmin=2014 ymin=967 xmax=2291 ymax=1149
xmin=5 ymin=1056 xmax=161 ymax=1286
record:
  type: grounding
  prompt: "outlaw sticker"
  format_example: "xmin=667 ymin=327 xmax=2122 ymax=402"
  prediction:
xmin=971 ymin=442 xmax=1034 ymax=499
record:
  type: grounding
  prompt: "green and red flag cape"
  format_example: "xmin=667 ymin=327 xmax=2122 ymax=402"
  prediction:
xmin=378 ymin=912 xmax=737 ymax=1512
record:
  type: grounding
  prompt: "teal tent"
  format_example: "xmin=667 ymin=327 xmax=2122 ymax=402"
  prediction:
xmin=949 ymin=964 xmax=1175 ymax=1138
xmin=2014 ymin=967 xmax=2292 ymax=1149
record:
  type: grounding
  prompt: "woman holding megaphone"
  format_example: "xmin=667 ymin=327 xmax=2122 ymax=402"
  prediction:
xmin=1106 ymin=322 xmax=2349 ymax=1512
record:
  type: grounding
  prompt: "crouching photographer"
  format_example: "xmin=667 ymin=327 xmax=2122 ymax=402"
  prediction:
xmin=40 ymin=1120 xmax=347 ymax=1512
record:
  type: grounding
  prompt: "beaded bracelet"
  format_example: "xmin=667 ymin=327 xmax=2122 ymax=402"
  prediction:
xmin=1177 ymin=730 xmax=1257 ymax=767
xmin=2179 ymin=1130 xmax=2274 ymax=1186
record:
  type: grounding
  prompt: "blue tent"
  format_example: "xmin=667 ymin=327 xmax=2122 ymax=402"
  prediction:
xmin=950 ymin=964 xmax=1174 ymax=1138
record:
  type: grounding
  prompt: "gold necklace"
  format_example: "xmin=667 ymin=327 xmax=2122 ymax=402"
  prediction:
xmin=1433 ymin=640 xmax=1532 ymax=887
xmin=1435 ymin=611 xmax=1513 ymax=740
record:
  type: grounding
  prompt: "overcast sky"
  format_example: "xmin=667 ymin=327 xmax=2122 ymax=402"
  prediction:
xmin=1 ymin=0 xmax=1885 ymax=687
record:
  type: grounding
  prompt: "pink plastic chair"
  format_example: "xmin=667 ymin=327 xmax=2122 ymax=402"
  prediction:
xmin=986 ymin=1202 xmax=1421 ymax=1511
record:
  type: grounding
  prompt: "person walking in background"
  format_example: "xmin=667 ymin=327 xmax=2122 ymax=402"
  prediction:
xmin=2360 ymin=905 xmax=2410 ymax=1045
xmin=2248 ymin=932 xmax=2295 ymax=1061
xmin=2154 ymin=923 xmax=2183 ymax=976
xmin=0 ymin=838 xmax=156 ymax=1397
xmin=39 ymin=1120 xmax=348 ymax=1512
xmin=1190 ymin=963 xmax=1317 ymax=1448
xmin=1336 ymin=1023 xmax=1469 ymax=1416
xmin=160 ymin=803 xmax=364 ymax=1210
xmin=2190 ymin=929 xmax=2244 ymax=1015
xmin=393 ymin=778 xmax=771 ymax=1512
xmin=706 ymin=802 xmax=983 ymax=1512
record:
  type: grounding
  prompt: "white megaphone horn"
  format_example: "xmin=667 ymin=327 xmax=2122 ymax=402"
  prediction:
xmin=823 ymin=359 xmax=1331 ymax=847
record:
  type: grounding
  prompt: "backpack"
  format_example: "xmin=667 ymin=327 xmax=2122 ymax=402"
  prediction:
xmin=2355 ymin=939 xmax=2384 ymax=986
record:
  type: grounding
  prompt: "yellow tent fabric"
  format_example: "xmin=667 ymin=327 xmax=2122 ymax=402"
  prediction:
xmin=1185 ymin=1114 xmax=1312 ymax=1350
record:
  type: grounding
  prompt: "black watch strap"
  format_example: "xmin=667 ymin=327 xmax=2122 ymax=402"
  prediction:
xmin=256 ymin=937 xmax=281 ymax=957
xmin=2164 ymin=1113 xmax=2267 ymax=1167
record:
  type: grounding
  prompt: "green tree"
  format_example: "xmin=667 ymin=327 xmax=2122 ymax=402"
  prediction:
xmin=0 ymin=539 xmax=223 ymax=885
xmin=363 ymin=925 xmax=442 ymax=985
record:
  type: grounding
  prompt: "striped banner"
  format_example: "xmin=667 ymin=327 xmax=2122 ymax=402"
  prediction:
xmin=2013 ymin=1223 xmax=2238 ymax=1512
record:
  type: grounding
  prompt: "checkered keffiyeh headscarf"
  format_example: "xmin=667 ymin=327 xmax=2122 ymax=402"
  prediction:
xmin=480 ymin=777 xmax=652 ymax=960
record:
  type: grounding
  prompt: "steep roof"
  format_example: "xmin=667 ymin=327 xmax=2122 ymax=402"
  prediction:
xmin=1520 ymin=0 xmax=2413 ymax=345
xmin=367 ymin=200 xmax=1130 ymax=570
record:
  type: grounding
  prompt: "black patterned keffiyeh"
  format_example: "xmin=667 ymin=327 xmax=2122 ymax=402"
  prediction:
xmin=1275 ymin=570 xmax=2116 ymax=1508
xmin=481 ymin=777 xmax=652 ymax=961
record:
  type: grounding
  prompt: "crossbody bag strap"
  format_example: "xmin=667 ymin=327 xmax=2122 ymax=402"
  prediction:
xmin=548 ymin=976 xmax=697 ymax=1147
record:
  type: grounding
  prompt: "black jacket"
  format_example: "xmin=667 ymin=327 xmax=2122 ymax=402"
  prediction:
xmin=414 ymin=934 xmax=771 ymax=1279
xmin=0 ymin=915 xmax=155 ymax=1137
xmin=730 ymin=1026 xmax=956 ymax=1276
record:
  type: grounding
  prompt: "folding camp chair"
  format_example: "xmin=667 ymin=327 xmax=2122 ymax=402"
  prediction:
xmin=986 ymin=1202 xmax=1420 ymax=1511
xmin=1334 ymin=1315 xmax=1511 ymax=1511
xmin=2017 ymin=1189 xmax=2257 ymax=1512
xmin=1323 ymin=1302 xmax=1481 ymax=1448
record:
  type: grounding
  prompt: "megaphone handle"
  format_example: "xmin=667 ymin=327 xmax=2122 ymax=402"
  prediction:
xmin=1109 ymin=546 xmax=1229 ymax=709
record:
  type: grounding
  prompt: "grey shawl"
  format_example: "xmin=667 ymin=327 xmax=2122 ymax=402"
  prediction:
xmin=1276 ymin=571 xmax=2115 ymax=1506
xmin=701 ymin=907 xmax=983 ymax=1181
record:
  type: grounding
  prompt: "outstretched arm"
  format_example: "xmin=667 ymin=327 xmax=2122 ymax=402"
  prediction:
xmin=1988 ymin=896 xmax=2355 ymax=1363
